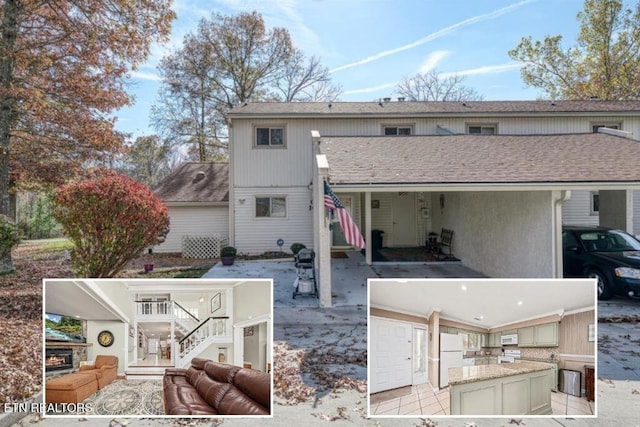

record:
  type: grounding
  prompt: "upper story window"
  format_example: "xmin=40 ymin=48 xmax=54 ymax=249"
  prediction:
xmin=592 ymin=122 xmax=621 ymax=133
xmin=255 ymin=126 xmax=285 ymax=147
xmin=467 ymin=124 xmax=497 ymax=134
xmin=384 ymin=126 xmax=412 ymax=136
xmin=255 ymin=196 xmax=286 ymax=218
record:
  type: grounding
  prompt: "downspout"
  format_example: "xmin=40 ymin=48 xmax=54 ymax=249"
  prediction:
xmin=227 ymin=118 xmax=235 ymax=247
xmin=552 ymin=190 xmax=571 ymax=278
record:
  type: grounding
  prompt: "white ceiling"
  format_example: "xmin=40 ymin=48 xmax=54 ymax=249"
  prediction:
xmin=45 ymin=280 xmax=123 ymax=321
xmin=369 ymin=279 xmax=596 ymax=329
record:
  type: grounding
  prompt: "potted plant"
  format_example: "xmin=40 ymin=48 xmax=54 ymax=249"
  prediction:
xmin=290 ymin=243 xmax=306 ymax=256
xmin=220 ymin=246 xmax=237 ymax=266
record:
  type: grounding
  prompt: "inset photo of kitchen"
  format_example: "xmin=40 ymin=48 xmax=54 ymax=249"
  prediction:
xmin=368 ymin=278 xmax=596 ymax=418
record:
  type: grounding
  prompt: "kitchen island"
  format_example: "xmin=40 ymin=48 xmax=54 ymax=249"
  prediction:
xmin=449 ymin=362 xmax=554 ymax=415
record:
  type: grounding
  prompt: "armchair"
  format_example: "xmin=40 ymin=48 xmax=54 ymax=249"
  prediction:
xmin=79 ymin=355 xmax=118 ymax=389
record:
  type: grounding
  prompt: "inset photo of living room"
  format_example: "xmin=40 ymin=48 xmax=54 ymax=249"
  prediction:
xmin=43 ymin=278 xmax=273 ymax=417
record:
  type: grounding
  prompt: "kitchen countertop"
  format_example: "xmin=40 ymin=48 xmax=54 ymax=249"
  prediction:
xmin=518 ymin=357 xmax=558 ymax=364
xmin=448 ymin=361 xmax=554 ymax=385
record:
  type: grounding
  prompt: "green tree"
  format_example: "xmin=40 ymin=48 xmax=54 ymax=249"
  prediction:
xmin=509 ymin=0 xmax=640 ymax=100
xmin=52 ymin=170 xmax=169 ymax=277
xmin=122 ymin=135 xmax=175 ymax=188
xmin=0 ymin=0 xmax=175 ymax=273
xmin=396 ymin=70 xmax=484 ymax=101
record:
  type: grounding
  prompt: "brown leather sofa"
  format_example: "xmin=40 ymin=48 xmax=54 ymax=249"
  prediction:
xmin=163 ymin=358 xmax=270 ymax=415
xmin=78 ymin=355 xmax=118 ymax=388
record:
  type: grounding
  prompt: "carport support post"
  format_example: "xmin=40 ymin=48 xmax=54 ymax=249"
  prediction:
xmin=314 ymin=151 xmax=332 ymax=307
xmin=365 ymin=191 xmax=372 ymax=265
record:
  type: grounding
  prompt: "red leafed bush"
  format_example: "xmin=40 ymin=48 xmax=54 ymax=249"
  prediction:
xmin=52 ymin=170 xmax=169 ymax=277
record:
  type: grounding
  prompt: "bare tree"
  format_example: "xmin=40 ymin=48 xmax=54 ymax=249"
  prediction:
xmin=273 ymin=50 xmax=342 ymax=101
xmin=397 ymin=70 xmax=484 ymax=101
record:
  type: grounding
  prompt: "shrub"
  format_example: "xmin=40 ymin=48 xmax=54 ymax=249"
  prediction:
xmin=220 ymin=246 xmax=237 ymax=258
xmin=52 ymin=170 xmax=169 ymax=277
xmin=0 ymin=214 xmax=21 ymax=260
xmin=290 ymin=242 xmax=306 ymax=255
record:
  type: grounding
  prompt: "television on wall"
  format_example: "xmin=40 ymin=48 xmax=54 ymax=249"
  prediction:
xmin=45 ymin=312 xmax=85 ymax=343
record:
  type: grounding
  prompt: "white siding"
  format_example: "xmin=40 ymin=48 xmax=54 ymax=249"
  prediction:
xmin=562 ymin=190 xmax=599 ymax=227
xmin=430 ymin=191 xmax=555 ymax=278
xmin=234 ymin=187 xmax=313 ymax=254
xmin=154 ymin=205 xmax=229 ymax=253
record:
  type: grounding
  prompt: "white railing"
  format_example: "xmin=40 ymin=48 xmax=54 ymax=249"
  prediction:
xmin=178 ymin=317 xmax=229 ymax=363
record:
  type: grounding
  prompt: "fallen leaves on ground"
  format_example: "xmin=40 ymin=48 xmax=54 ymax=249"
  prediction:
xmin=599 ymin=315 xmax=640 ymax=323
xmin=0 ymin=245 xmax=73 ymax=410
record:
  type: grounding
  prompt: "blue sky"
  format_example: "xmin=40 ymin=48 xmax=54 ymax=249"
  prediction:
xmin=117 ymin=0 xmax=589 ymax=138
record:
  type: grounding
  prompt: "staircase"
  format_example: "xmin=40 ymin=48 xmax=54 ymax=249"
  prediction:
xmin=177 ymin=316 xmax=229 ymax=368
xmin=126 ymin=301 xmax=231 ymax=378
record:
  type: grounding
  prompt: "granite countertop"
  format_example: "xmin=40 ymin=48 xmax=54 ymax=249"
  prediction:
xmin=518 ymin=357 xmax=559 ymax=364
xmin=448 ymin=361 xmax=554 ymax=386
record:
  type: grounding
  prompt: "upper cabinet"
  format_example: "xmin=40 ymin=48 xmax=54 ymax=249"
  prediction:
xmin=518 ymin=322 xmax=558 ymax=347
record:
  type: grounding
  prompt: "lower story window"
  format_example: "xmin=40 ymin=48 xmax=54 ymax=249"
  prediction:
xmin=255 ymin=197 xmax=286 ymax=218
xmin=590 ymin=192 xmax=599 ymax=215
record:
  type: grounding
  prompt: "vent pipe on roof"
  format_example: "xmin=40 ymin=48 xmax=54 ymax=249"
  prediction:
xmin=397 ymin=97 xmax=405 ymax=102
xmin=383 ymin=97 xmax=391 ymax=102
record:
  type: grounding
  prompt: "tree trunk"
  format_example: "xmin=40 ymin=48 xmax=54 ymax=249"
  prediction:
xmin=0 ymin=0 xmax=20 ymax=273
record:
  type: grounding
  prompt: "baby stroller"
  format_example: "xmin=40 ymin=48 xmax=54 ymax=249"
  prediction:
xmin=292 ymin=248 xmax=317 ymax=298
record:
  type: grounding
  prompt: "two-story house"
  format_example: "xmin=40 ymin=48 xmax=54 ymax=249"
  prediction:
xmin=227 ymin=100 xmax=640 ymax=305
xmin=44 ymin=279 xmax=272 ymax=378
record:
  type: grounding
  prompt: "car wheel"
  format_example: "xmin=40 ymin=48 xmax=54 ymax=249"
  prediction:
xmin=588 ymin=269 xmax=612 ymax=300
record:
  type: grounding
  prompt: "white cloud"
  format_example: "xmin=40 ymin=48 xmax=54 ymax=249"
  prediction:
xmin=441 ymin=62 xmax=522 ymax=78
xmin=131 ymin=71 xmax=163 ymax=82
xmin=330 ymin=0 xmax=537 ymax=73
xmin=419 ymin=50 xmax=452 ymax=74
xmin=343 ymin=82 xmax=397 ymax=95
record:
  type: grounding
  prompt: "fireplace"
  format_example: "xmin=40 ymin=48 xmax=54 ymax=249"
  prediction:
xmin=45 ymin=348 xmax=73 ymax=372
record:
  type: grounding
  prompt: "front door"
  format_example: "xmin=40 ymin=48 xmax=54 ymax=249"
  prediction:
xmin=392 ymin=193 xmax=417 ymax=246
xmin=370 ymin=317 xmax=413 ymax=393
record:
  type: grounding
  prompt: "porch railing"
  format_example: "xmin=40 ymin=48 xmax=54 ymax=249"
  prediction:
xmin=135 ymin=301 xmax=200 ymax=323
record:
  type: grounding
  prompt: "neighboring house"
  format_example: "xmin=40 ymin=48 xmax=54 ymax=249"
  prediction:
xmin=153 ymin=162 xmax=229 ymax=255
xmin=44 ymin=279 xmax=272 ymax=376
xmin=227 ymin=101 xmax=640 ymax=306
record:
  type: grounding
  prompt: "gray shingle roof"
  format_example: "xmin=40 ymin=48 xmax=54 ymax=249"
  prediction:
xmin=318 ymin=133 xmax=640 ymax=185
xmin=153 ymin=162 xmax=229 ymax=203
xmin=228 ymin=100 xmax=640 ymax=117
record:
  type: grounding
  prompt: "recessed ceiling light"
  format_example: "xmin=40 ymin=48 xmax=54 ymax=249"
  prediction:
xmin=473 ymin=315 xmax=484 ymax=321
xmin=461 ymin=285 xmax=467 ymax=291
xmin=517 ymin=301 xmax=523 ymax=306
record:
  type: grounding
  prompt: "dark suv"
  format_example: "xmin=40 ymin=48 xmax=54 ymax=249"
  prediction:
xmin=563 ymin=226 xmax=640 ymax=300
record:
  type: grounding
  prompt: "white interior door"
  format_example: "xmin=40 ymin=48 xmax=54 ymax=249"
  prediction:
xmin=370 ymin=317 xmax=413 ymax=393
xmin=413 ymin=327 xmax=428 ymax=385
xmin=392 ymin=193 xmax=417 ymax=246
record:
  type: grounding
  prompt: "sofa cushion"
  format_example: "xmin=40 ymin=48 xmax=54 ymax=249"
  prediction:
xmin=95 ymin=355 xmax=117 ymax=369
xmin=203 ymin=361 xmax=240 ymax=383
xmin=190 ymin=357 xmax=208 ymax=370
xmin=217 ymin=386 xmax=269 ymax=415
xmin=163 ymin=385 xmax=217 ymax=415
xmin=195 ymin=374 xmax=232 ymax=409
xmin=46 ymin=372 xmax=96 ymax=391
xmin=233 ymin=368 xmax=271 ymax=410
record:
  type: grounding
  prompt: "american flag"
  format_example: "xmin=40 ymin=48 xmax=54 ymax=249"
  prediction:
xmin=324 ymin=181 xmax=366 ymax=249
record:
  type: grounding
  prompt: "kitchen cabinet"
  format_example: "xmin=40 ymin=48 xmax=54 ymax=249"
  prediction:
xmin=449 ymin=363 xmax=554 ymax=415
xmin=518 ymin=327 xmax=535 ymax=347
xmin=487 ymin=332 xmax=501 ymax=348
xmin=585 ymin=365 xmax=595 ymax=401
xmin=534 ymin=323 xmax=558 ymax=346
xmin=516 ymin=323 xmax=559 ymax=347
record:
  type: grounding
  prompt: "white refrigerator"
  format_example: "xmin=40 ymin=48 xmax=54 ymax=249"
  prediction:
xmin=439 ymin=333 xmax=463 ymax=388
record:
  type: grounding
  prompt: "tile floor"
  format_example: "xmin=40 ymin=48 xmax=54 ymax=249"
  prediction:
xmin=370 ymin=383 xmax=594 ymax=416
xmin=128 ymin=354 xmax=173 ymax=367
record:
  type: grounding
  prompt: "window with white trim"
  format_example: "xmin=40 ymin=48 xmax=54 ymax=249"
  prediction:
xmin=255 ymin=196 xmax=286 ymax=218
xmin=590 ymin=191 xmax=599 ymax=216
xmin=255 ymin=127 xmax=285 ymax=147
xmin=467 ymin=124 xmax=497 ymax=134
xmin=384 ymin=126 xmax=412 ymax=136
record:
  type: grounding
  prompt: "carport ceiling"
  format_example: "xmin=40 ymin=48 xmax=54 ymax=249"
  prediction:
xmin=369 ymin=279 xmax=595 ymax=329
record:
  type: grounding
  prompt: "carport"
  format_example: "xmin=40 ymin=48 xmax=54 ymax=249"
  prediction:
xmin=311 ymin=130 xmax=640 ymax=307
